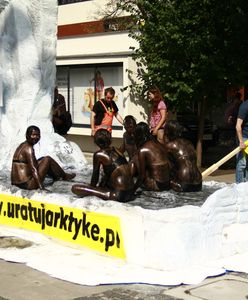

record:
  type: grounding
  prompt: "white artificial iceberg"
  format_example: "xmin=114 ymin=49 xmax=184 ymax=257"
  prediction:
xmin=0 ymin=0 xmax=86 ymax=172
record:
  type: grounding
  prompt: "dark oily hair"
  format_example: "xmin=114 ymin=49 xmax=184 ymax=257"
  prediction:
xmin=94 ymin=129 xmax=111 ymax=148
xmin=124 ymin=115 xmax=136 ymax=126
xmin=165 ymin=120 xmax=182 ymax=140
xmin=104 ymin=87 xmax=115 ymax=97
xmin=26 ymin=125 xmax=40 ymax=138
xmin=134 ymin=122 xmax=151 ymax=147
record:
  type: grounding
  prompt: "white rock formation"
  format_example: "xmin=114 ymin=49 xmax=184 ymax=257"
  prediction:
xmin=0 ymin=0 xmax=87 ymax=171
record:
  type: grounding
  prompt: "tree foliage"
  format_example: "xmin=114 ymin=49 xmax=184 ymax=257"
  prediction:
xmin=106 ymin=0 xmax=248 ymax=110
xmin=104 ymin=0 xmax=248 ymax=165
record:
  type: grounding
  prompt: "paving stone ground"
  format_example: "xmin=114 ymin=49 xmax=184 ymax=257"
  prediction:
xmin=73 ymin=286 xmax=183 ymax=300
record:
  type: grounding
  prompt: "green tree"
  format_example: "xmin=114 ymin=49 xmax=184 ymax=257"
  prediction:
xmin=105 ymin=0 xmax=248 ymax=166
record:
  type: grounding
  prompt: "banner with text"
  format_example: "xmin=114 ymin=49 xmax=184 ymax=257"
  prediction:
xmin=0 ymin=194 xmax=125 ymax=259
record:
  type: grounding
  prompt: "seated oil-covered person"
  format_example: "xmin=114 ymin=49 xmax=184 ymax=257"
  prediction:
xmin=71 ymin=129 xmax=134 ymax=202
xmin=11 ymin=125 xmax=76 ymax=190
xmin=119 ymin=115 xmax=137 ymax=161
xmin=164 ymin=120 xmax=202 ymax=192
xmin=132 ymin=122 xmax=171 ymax=191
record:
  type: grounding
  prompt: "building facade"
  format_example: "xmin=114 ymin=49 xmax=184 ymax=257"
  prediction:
xmin=57 ymin=0 xmax=146 ymax=151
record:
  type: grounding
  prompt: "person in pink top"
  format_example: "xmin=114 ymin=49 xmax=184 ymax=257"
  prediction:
xmin=148 ymin=86 xmax=167 ymax=144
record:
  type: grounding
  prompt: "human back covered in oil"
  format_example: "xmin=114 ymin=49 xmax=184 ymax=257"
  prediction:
xmin=132 ymin=122 xmax=171 ymax=191
xmin=164 ymin=120 xmax=202 ymax=192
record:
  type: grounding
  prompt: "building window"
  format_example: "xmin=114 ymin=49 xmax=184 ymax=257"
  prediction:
xmin=58 ymin=0 xmax=91 ymax=5
xmin=56 ymin=63 xmax=124 ymax=129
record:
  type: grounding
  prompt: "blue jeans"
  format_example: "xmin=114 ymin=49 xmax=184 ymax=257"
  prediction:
xmin=236 ymin=137 xmax=248 ymax=183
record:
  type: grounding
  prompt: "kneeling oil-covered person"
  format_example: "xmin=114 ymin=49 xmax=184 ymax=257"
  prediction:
xmin=131 ymin=122 xmax=171 ymax=191
xmin=71 ymin=129 xmax=134 ymax=202
xmin=164 ymin=120 xmax=202 ymax=192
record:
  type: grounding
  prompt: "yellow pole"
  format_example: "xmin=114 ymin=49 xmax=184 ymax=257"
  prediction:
xmin=202 ymin=141 xmax=248 ymax=179
xmin=201 ymin=146 xmax=240 ymax=179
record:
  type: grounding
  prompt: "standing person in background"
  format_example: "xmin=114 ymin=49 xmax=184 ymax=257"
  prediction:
xmin=90 ymin=87 xmax=123 ymax=136
xmin=235 ymin=94 xmax=248 ymax=183
xmin=52 ymin=87 xmax=72 ymax=135
xmin=90 ymin=70 xmax=105 ymax=101
xmin=148 ymin=86 xmax=168 ymax=144
xmin=95 ymin=70 xmax=104 ymax=101
xmin=53 ymin=86 xmax=66 ymax=127
xmin=119 ymin=115 xmax=137 ymax=161
xmin=225 ymin=92 xmax=243 ymax=130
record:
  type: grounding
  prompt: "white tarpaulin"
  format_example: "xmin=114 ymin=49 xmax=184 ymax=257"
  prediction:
xmin=0 ymin=179 xmax=248 ymax=286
